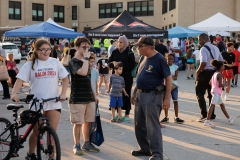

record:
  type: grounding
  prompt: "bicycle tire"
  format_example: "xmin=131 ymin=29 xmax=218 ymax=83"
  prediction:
xmin=0 ymin=117 xmax=14 ymax=160
xmin=37 ymin=125 xmax=61 ymax=160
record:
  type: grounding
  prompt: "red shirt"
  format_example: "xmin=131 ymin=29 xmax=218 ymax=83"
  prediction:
xmin=232 ymin=49 xmax=240 ymax=66
xmin=6 ymin=60 xmax=19 ymax=73
xmin=214 ymin=37 xmax=222 ymax=43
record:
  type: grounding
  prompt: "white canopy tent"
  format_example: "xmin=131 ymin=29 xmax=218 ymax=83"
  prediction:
xmin=189 ymin=12 xmax=240 ymax=32
xmin=46 ymin=18 xmax=74 ymax=31
xmin=208 ymin=31 xmax=230 ymax=37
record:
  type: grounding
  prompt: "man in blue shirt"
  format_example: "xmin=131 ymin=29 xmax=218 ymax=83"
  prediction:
xmin=130 ymin=36 xmax=172 ymax=160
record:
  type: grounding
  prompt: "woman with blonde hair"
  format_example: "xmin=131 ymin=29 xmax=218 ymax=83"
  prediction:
xmin=6 ymin=52 xmax=19 ymax=87
xmin=11 ymin=39 xmax=69 ymax=159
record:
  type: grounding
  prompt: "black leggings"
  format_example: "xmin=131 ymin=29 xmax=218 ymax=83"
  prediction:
xmin=0 ymin=80 xmax=10 ymax=98
xmin=8 ymin=70 xmax=17 ymax=87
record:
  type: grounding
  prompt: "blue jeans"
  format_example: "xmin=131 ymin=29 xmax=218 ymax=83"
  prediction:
xmin=171 ymin=87 xmax=178 ymax=101
xmin=134 ymin=91 xmax=164 ymax=159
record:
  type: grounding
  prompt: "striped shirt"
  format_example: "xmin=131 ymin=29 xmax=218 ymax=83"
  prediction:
xmin=69 ymin=58 xmax=95 ymax=104
xmin=110 ymin=74 xmax=125 ymax=97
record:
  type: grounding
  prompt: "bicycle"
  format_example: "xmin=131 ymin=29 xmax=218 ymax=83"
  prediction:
xmin=0 ymin=94 xmax=63 ymax=160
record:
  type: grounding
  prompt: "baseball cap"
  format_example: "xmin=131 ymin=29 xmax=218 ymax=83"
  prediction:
xmin=133 ymin=36 xmax=154 ymax=46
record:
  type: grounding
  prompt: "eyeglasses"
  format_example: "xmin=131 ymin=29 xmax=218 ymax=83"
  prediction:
xmin=38 ymin=48 xmax=52 ymax=53
xmin=81 ymin=46 xmax=90 ymax=50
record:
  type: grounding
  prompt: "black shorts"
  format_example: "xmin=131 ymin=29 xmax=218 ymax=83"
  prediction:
xmin=232 ymin=66 xmax=238 ymax=75
xmin=56 ymin=109 xmax=61 ymax=113
xmin=186 ymin=62 xmax=194 ymax=64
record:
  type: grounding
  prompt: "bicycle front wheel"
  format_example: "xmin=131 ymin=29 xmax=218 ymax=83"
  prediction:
xmin=0 ymin=117 xmax=14 ymax=160
xmin=37 ymin=126 xmax=61 ymax=160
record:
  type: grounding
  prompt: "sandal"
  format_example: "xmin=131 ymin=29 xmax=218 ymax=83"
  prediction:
xmin=111 ymin=118 xmax=116 ymax=123
xmin=117 ymin=119 xmax=122 ymax=123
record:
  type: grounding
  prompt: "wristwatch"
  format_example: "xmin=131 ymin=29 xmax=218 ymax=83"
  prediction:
xmin=84 ymin=57 xmax=89 ymax=60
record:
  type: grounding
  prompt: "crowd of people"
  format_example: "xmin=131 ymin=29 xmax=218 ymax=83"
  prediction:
xmin=0 ymin=33 xmax=239 ymax=160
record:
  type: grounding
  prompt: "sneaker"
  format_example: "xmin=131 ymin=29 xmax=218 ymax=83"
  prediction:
xmin=82 ymin=142 xmax=100 ymax=152
xmin=228 ymin=116 xmax=235 ymax=124
xmin=224 ymin=94 xmax=229 ymax=101
xmin=149 ymin=155 xmax=163 ymax=160
xmin=131 ymin=150 xmax=151 ymax=156
xmin=122 ymin=116 xmax=130 ymax=122
xmin=174 ymin=117 xmax=184 ymax=124
xmin=197 ymin=117 xmax=206 ymax=122
xmin=160 ymin=123 xmax=165 ymax=128
xmin=160 ymin=117 xmax=169 ymax=123
xmin=187 ymin=77 xmax=190 ymax=80
xmin=204 ymin=120 xmax=216 ymax=127
xmin=231 ymin=83 xmax=235 ymax=87
xmin=25 ymin=153 xmax=37 ymax=160
xmin=73 ymin=144 xmax=83 ymax=155
xmin=235 ymin=84 xmax=238 ymax=87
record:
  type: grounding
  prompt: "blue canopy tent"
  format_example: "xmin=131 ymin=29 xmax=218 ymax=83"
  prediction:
xmin=4 ymin=20 xmax=84 ymax=38
xmin=168 ymin=26 xmax=204 ymax=38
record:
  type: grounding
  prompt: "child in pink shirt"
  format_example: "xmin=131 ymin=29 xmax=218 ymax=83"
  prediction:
xmin=204 ymin=60 xmax=235 ymax=127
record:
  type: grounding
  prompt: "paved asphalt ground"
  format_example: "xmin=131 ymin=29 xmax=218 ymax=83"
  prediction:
xmin=0 ymin=60 xmax=239 ymax=160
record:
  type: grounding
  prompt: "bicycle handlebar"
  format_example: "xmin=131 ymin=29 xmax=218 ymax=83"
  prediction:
xmin=18 ymin=94 xmax=68 ymax=104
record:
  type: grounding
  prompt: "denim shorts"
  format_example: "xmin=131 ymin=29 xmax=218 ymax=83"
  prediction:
xmin=171 ymin=87 xmax=178 ymax=101
xmin=109 ymin=96 xmax=123 ymax=108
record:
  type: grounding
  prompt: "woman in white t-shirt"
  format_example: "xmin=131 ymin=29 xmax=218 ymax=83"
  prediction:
xmin=11 ymin=39 xmax=69 ymax=159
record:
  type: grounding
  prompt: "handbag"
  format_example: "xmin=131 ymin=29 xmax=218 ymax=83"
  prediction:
xmin=131 ymin=63 xmax=138 ymax=78
xmin=0 ymin=61 xmax=9 ymax=81
xmin=128 ymin=50 xmax=138 ymax=78
xmin=61 ymin=48 xmax=71 ymax=66
xmin=90 ymin=104 xmax=104 ymax=146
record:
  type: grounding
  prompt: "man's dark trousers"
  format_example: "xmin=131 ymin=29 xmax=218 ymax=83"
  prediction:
xmin=195 ymin=70 xmax=216 ymax=118
xmin=134 ymin=91 xmax=164 ymax=160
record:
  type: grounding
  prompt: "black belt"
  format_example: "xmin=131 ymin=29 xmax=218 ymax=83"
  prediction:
xmin=137 ymin=89 xmax=154 ymax=93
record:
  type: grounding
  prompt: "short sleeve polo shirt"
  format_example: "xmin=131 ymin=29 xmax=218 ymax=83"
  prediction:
xmin=137 ymin=53 xmax=171 ymax=90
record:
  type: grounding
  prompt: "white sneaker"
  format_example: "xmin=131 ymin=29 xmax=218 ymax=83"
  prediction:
xmin=224 ymin=94 xmax=229 ymax=101
xmin=204 ymin=120 xmax=216 ymax=127
xmin=228 ymin=116 xmax=235 ymax=124
xmin=221 ymin=91 xmax=225 ymax=99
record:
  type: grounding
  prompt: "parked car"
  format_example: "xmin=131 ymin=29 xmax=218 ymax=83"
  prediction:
xmin=0 ymin=42 xmax=21 ymax=64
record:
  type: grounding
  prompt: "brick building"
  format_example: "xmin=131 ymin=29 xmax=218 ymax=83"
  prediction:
xmin=0 ymin=0 xmax=240 ymax=35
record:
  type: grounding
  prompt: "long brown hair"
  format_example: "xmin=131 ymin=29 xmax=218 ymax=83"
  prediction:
xmin=186 ymin=49 xmax=193 ymax=59
xmin=30 ymin=39 xmax=51 ymax=70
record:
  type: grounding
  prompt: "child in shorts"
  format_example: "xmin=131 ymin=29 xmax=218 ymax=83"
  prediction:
xmin=89 ymin=56 xmax=99 ymax=95
xmin=161 ymin=53 xmax=184 ymax=124
xmin=107 ymin=62 xmax=128 ymax=123
xmin=97 ymin=52 xmax=109 ymax=94
xmin=204 ymin=60 xmax=235 ymax=127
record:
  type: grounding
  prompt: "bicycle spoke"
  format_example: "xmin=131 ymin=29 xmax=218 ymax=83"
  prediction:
xmin=0 ymin=118 xmax=13 ymax=160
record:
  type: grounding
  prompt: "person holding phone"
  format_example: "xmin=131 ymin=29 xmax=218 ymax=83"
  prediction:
xmin=68 ymin=37 xmax=100 ymax=156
